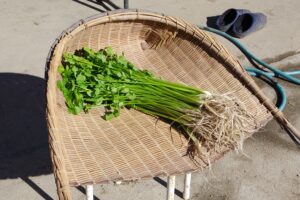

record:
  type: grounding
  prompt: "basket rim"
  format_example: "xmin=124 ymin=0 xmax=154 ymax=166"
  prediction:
xmin=44 ymin=9 xmax=299 ymax=199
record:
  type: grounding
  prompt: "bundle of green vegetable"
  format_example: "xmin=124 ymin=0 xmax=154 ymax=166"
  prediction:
xmin=57 ymin=47 xmax=254 ymax=161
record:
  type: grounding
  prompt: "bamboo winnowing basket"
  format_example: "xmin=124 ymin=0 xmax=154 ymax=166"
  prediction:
xmin=46 ymin=10 xmax=298 ymax=200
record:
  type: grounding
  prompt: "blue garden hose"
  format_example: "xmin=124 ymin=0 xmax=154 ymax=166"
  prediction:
xmin=198 ymin=25 xmax=300 ymax=111
xmin=246 ymin=68 xmax=287 ymax=111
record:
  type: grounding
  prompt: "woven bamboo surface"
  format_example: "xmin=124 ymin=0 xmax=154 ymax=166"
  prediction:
xmin=46 ymin=10 xmax=280 ymax=199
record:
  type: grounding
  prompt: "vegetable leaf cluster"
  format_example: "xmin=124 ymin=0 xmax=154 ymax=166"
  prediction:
xmin=57 ymin=47 xmax=204 ymax=121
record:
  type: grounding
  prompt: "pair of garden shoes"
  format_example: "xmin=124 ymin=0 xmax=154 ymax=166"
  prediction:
xmin=216 ymin=8 xmax=267 ymax=38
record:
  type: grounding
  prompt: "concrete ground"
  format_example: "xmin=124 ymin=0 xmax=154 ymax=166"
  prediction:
xmin=0 ymin=0 xmax=299 ymax=199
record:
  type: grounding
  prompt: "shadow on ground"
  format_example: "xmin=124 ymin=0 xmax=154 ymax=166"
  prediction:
xmin=0 ymin=73 xmax=51 ymax=179
xmin=72 ymin=0 xmax=120 ymax=12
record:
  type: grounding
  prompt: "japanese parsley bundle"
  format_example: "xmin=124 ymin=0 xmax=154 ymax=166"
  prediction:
xmin=57 ymin=47 xmax=254 ymax=161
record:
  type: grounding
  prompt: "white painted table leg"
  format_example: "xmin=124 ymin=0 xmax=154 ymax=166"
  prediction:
xmin=183 ymin=173 xmax=192 ymax=200
xmin=86 ymin=185 xmax=94 ymax=200
xmin=167 ymin=176 xmax=176 ymax=200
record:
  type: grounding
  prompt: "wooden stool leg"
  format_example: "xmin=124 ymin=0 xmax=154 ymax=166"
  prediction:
xmin=86 ymin=185 xmax=93 ymax=200
xmin=167 ymin=176 xmax=176 ymax=200
xmin=183 ymin=173 xmax=192 ymax=200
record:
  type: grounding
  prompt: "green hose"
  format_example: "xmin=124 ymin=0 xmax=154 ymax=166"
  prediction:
xmin=198 ymin=25 xmax=300 ymax=111
xmin=197 ymin=25 xmax=300 ymax=147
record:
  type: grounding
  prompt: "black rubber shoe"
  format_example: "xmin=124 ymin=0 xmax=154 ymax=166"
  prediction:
xmin=215 ymin=8 xmax=250 ymax=32
xmin=231 ymin=13 xmax=267 ymax=38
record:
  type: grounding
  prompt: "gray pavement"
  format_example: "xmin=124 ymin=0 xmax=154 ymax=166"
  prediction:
xmin=0 ymin=0 xmax=299 ymax=199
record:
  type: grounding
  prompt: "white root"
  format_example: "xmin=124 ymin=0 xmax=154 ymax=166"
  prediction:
xmin=185 ymin=93 xmax=256 ymax=163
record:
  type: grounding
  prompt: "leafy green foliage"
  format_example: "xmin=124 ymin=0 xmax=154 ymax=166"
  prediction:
xmin=57 ymin=47 xmax=204 ymax=122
